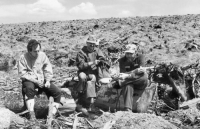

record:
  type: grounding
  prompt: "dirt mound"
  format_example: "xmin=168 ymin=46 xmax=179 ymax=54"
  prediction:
xmin=1 ymin=14 xmax=200 ymax=128
xmin=166 ymin=106 xmax=200 ymax=128
xmin=91 ymin=111 xmax=178 ymax=129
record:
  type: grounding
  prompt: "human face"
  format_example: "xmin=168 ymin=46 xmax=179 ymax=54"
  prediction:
xmin=125 ymin=52 xmax=135 ymax=59
xmin=87 ymin=42 xmax=95 ymax=52
xmin=30 ymin=44 xmax=40 ymax=58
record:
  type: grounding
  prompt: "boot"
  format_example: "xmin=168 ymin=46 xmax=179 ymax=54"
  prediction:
xmin=29 ymin=111 xmax=40 ymax=129
xmin=29 ymin=111 xmax=36 ymax=121
xmin=124 ymin=107 xmax=132 ymax=112
xmin=88 ymin=98 xmax=95 ymax=113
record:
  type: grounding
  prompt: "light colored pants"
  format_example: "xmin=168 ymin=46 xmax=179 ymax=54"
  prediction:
xmin=122 ymin=72 xmax=148 ymax=110
xmin=78 ymin=72 xmax=96 ymax=98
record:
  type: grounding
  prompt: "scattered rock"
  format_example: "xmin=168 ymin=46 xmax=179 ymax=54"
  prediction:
xmin=92 ymin=111 xmax=179 ymax=129
xmin=0 ymin=107 xmax=25 ymax=128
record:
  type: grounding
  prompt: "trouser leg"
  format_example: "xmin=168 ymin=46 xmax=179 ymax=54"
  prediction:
xmin=77 ymin=72 xmax=87 ymax=92
xmin=86 ymin=74 xmax=96 ymax=98
xmin=122 ymin=73 xmax=148 ymax=111
xmin=22 ymin=81 xmax=37 ymax=120
xmin=43 ymin=82 xmax=61 ymax=115
xmin=123 ymin=84 xmax=134 ymax=110
xmin=22 ymin=81 xmax=37 ymax=111
xmin=86 ymin=74 xmax=96 ymax=111
xmin=22 ymin=87 xmax=27 ymax=110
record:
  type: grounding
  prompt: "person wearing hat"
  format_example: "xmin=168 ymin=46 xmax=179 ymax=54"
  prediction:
xmin=18 ymin=39 xmax=61 ymax=122
xmin=118 ymin=44 xmax=148 ymax=112
xmin=76 ymin=35 xmax=106 ymax=111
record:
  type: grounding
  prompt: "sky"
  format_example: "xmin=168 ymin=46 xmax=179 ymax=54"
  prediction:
xmin=0 ymin=0 xmax=200 ymax=24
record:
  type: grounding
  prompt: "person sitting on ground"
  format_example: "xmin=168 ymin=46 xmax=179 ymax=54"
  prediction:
xmin=118 ymin=43 xmax=148 ymax=112
xmin=18 ymin=39 xmax=61 ymax=121
xmin=76 ymin=35 xmax=106 ymax=111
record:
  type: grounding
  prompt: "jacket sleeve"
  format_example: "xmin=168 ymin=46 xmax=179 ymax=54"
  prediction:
xmin=18 ymin=56 xmax=37 ymax=81
xmin=42 ymin=53 xmax=53 ymax=81
xmin=76 ymin=51 xmax=89 ymax=70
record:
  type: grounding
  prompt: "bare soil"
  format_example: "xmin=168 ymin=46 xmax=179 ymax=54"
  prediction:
xmin=1 ymin=14 xmax=200 ymax=128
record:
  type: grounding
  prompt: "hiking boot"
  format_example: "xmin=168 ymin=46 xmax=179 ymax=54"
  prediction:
xmin=29 ymin=111 xmax=36 ymax=121
xmin=87 ymin=103 xmax=96 ymax=113
xmin=124 ymin=108 xmax=132 ymax=112
xmin=29 ymin=111 xmax=40 ymax=129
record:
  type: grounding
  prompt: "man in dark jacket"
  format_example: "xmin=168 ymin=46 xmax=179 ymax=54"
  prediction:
xmin=76 ymin=35 xmax=105 ymax=110
xmin=118 ymin=44 xmax=148 ymax=112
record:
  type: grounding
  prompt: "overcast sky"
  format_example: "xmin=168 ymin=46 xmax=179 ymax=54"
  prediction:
xmin=0 ymin=0 xmax=200 ymax=24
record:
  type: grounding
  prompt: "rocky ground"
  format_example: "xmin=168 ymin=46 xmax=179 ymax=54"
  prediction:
xmin=1 ymin=14 xmax=200 ymax=128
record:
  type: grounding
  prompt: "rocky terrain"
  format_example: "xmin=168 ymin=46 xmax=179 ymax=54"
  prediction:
xmin=1 ymin=14 xmax=200 ymax=128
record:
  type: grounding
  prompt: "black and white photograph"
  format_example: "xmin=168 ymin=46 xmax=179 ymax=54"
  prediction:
xmin=0 ymin=0 xmax=200 ymax=128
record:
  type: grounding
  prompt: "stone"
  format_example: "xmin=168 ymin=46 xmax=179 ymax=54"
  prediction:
xmin=0 ymin=107 xmax=25 ymax=128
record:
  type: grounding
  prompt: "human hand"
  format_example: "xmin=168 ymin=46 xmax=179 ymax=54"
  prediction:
xmin=94 ymin=60 xmax=100 ymax=65
xmin=29 ymin=78 xmax=44 ymax=88
xmin=44 ymin=81 xmax=51 ymax=88
xmin=35 ymin=80 xmax=44 ymax=88
xmin=38 ymin=82 xmax=44 ymax=88
xmin=138 ymin=67 xmax=146 ymax=73
xmin=99 ymin=78 xmax=112 ymax=84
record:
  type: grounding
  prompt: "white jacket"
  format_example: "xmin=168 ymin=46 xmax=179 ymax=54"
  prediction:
xmin=18 ymin=51 xmax=53 ymax=83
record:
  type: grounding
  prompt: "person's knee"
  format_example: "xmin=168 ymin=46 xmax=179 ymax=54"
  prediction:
xmin=49 ymin=83 xmax=61 ymax=103
xmin=79 ymin=72 xmax=87 ymax=81
xmin=89 ymin=74 xmax=96 ymax=82
xmin=125 ymin=84 xmax=133 ymax=90
xmin=23 ymin=81 xmax=35 ymax=99
xmin=54 ymin=90 xmax=61 ymax=103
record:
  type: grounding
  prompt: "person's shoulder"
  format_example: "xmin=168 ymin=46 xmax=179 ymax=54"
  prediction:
xmin=119 ymin=56 xmax=125 ymax=62
xmin=38 ymin=51 xmax=49 ymax=59
xmin=19 ymin=52 xmax=27 ymax=59
xmin=78 ymin=46 xmax=85 ymax=51
xmin=135 ymin=53 xmax=145 ymax=61
xmin=39 ymin=51 xmax=47 ymax=56
xmin=136 ymin=53 xmax=145 ymax=58
xmin=78 ymin=46 xmax=87 ymax=54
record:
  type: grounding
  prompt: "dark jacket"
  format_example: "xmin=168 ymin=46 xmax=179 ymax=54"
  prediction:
xmin=119 ymin=53 xmax=145 ymax=73
xmin=76 ymin=46 xmax=105 ymax=75
xmin=118 ymin=53 xmax=147 ymax=87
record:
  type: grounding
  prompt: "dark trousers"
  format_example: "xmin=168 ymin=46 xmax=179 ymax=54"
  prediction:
xmin=22 ymin=80 xmax=61 ymax=103
xmin=122 ymin=73 xmax=148 ymax=110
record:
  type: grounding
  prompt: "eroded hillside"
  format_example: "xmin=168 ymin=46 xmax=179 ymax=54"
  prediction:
xmin=1 ymin=14 xmax=200 ymax=128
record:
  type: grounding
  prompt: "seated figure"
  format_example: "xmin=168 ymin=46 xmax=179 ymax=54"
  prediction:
xmin=118 ymin=44 xmax=148 ymax=112
xmin=76 ymin=35 xmax=106 ymax=110
xmin=18 ymin=39 xmax=61 ymax=121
